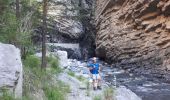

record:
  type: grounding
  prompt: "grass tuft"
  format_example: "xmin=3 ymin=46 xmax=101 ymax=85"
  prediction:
xmin=103 ymin=87 xmax=115 ymax=100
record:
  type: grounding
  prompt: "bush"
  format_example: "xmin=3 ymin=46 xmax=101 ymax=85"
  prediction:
xmin=103 ymin=88 xmax=114 ymax=100
xmin=43 ymin=85 xmax=64 ymax=100
xmin=47 ymin=55 xmax=59 ymax=68
xmin=76 ymin=75 xmax=85 ymax=82
xmin=67 ymin=71 xmax=75 ymax=77
xmin=24 ymin=55 xmax=40 ymax=68
xmin=23 ymin=54 xmax=67 ymax=100
xmin=93 ymin=95 xmax=102 ymax=100
xmin=47 ymin=54 xmax=62 ymax=73
xmin=43 ymin=81 xmax=70 ymax=100
xmin=0 ymin=89 xmax=16 ymax=100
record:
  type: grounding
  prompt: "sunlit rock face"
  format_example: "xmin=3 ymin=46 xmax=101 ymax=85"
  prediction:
xmin=47 ymin=0 xmax=87 ymax=42
xmin=95 ymin=0 xmax=170 ymax=80
xmin=46 ymin=43 xmax=81 ymax=59
xmin=39 ymin=0 xmax=96 ymax=58
xmin=0 ymin=43 xmax=23 ymax=98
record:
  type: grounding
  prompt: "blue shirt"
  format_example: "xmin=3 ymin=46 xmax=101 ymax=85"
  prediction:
xmin=88 ymin=63 xmax=100 ymax=74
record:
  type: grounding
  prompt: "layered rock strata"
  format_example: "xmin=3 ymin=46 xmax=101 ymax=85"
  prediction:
xmin=95 ymin=0 xmax=170 ymax=81
xmin=34 ymin=0 xmax=96 ymax=58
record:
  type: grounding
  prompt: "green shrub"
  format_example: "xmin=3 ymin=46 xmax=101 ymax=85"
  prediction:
xmin=47 ymin=55 xmax=62 ymax=73
xmin=57 ymin=81 xmax=70 ymax=93
xmin=43 ymin=85 xmax=64 ymax=100
xmin=0 ymin=89 xmax=16 ymax=100
xmin=67 ymin=71 xmax=75 ymax=77
xmin=86 ymin=81 xmax=90 ymax=96
xmin=76 ymin=76 xmax=85 ymax=82
xmin=43 ymin=81 xmax=70 ymax=100
xmin=103 ymin=88 xmax=114 ymax=100
xmin=23 ymin=55 xmax=67 ymax=100
xmin=93 ymin=95 xmax=102 ymax=100
xmin=24 ymin=55 xmax=40 ymax=68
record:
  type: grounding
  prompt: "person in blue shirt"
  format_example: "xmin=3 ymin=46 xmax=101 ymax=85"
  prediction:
xmin=88 ymin=57 xmax=102 ymax=90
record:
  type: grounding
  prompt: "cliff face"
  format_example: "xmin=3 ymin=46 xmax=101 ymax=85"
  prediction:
xmin=34 ymin=0 xmax=96 ymax=58
xmin=47 ymin=0 xmax=83 ymax=41
xmin=47 ymin=0 xmax=95 ymax=57
xmin=95 ymin=0 xmax=170 ymax=79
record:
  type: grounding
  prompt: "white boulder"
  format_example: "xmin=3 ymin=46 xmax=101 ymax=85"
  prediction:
xmin=116 ymin=86 xmax=142 ymax=100
xmin=55 ymin=51 xmax=68 ymax=68
xmin=0 ymin=43 xmax=23 ymax=98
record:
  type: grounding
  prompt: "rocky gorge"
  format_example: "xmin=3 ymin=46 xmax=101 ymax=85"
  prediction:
xmin=95 ymin=0 xmax=170 ymax=82
xmin=1 ymin=0 xmax=170 ymax=100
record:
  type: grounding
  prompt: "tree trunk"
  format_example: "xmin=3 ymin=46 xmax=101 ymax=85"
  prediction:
xmin=16 ymin=0 xmax=20 ymax=19
xmin=41 ymin=0 xmax=48 ymax=69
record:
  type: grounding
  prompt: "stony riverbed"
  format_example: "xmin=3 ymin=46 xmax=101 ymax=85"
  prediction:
xmin=102 ymin=64 xmax=170 ymax=100
xmin=62 ymin=58 xmax=170 ymax=100
xmin=59 ymin=59 xmax=141 ymax=100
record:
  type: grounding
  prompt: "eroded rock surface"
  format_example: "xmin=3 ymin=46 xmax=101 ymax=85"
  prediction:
xmin=95 ymin=0 xmax=170 ymax=81
xmin=0 ymin=43 xmax=23 ymax=98
xmin=47 ymin=43 xmax=81 ymax=59
xmin=34 ymin=0 xmax=96 ymax=58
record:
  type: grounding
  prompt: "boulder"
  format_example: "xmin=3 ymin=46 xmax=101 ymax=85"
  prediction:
xmin=47 ymin=43 xmax=81 ymax=59
xmin=116 ymin=86 xmax=142 ymax=100
xmin=34 ymin=50 xmax=68 ymax=68
xmin=54 ymin=51 xmax=68 ymax=68
xmin=0 ymin=43 xmax=23 ymax=98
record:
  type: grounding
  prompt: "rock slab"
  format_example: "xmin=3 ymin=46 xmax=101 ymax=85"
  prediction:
xmin=55 ymin=50 xmax=68 ymax=68
xmin=0 ymin=43 xmax=23 ymax=98
xmin=116 ymin=86 xmax=142 ymax=100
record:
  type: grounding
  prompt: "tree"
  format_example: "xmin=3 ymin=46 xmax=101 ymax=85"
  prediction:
xmin=16 ymin=0 xmax=20 ymax=19
xmin=41 ymin=0 xmax=48 ymax=69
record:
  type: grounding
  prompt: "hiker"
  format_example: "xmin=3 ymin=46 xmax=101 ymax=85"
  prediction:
xmin=88 ymin=57 xmax=102 ymax=90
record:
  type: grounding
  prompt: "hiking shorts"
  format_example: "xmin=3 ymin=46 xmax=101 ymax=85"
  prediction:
xmin=92 ymin=74 xmax=100 ymax=80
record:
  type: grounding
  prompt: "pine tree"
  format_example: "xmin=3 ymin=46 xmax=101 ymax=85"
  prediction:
xmin=41 ymin=0 xmax=48 ymax=69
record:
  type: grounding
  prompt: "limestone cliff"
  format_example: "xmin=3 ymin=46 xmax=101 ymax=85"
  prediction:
xmin=95 ymin=0 xmax=170 ymax=80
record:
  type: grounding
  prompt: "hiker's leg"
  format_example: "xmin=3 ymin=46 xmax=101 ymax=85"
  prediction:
xmin=95 ymin=75 xmax=98 ymax=88
xmin=97 ymin=74 xmax=102 ymax=89
xmin=92 ymin=74 xmax=97 ymax=90
xmin=98 ymin=74 xmax=101 ymax=86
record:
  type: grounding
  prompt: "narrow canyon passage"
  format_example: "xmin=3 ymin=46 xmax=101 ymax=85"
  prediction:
xmin=1 ymin=0 xmax=170 ymax=100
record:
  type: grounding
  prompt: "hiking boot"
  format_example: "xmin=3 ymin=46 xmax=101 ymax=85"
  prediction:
xmin=97 ymin=86 xmax=102 ymax=90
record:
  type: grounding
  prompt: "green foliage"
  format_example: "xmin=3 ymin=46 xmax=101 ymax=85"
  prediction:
xmin=93 ymin=95 xmax=102 ymax=100
xmin=76 ymin=75 xmax=85 ymax=82
xmin=0 ymin=0 xmax=41 ymax=53
xmin=23 ymin=54 xmax=67 ymax=100
xmin=0 ymin=88 xmax=16 ymax=100
xmin=24 ymin=55 xmax=40 ymax=68
xmin=47 ymin=55 xmax=59 ymax=68
xmin=0 ymin=9 xmax=18 ymax=43
xmin=67 ymin=71 xmax=85 ymax=82
xmin=103 ymin=88 xmax=114 ymax=100
xmin=23 ymin=65 xmax=68 ymax=100
xmin=67 ymin=71 xmax=75 ymax=77
xmin=47 ymin=55 xmax=62 ymax=73
xmin=43 ymin=85 xmax=64 ymax=100
xmin=86 ymin=81 xmax=90 ymax=96
xmin=43 ymin=81 xmax=70 ymax=100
